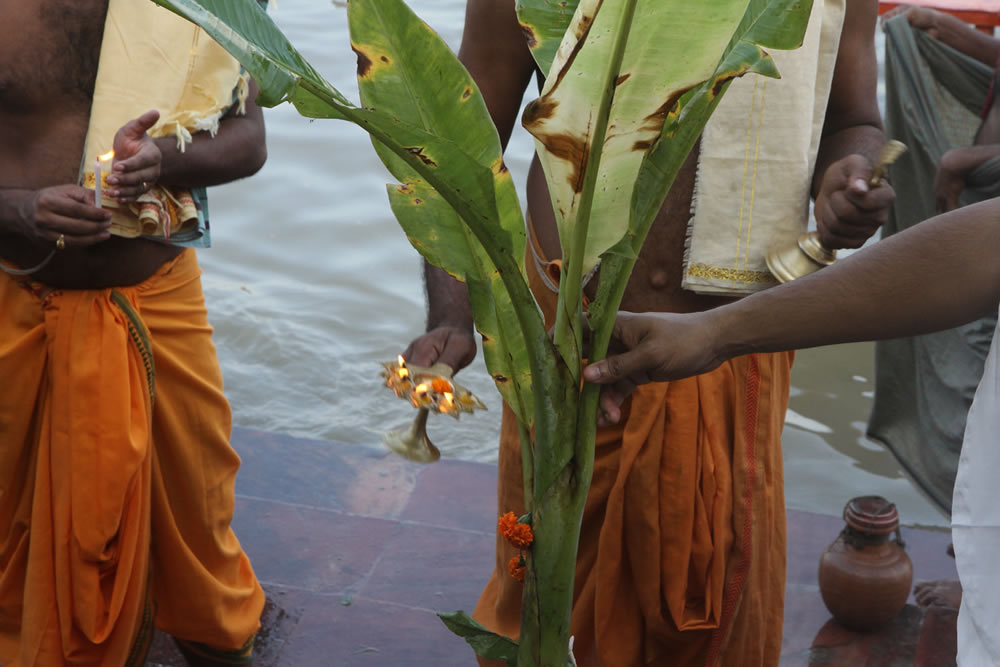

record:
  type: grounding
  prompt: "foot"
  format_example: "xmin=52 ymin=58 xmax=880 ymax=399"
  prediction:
xmin=174 ymin=638 xmax=254 ymax=667
xmin=913 ymin=579 xmax=963 ymax=610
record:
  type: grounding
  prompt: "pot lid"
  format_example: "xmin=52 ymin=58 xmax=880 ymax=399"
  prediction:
xmin=843 ymin=495 xmax=900 ymax=535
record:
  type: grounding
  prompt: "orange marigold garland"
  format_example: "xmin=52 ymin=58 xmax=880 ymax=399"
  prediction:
xmin=499 ymin=511 xmax=533 ymax=581
xmin=508 ymin=555 xmax=526 ymax=582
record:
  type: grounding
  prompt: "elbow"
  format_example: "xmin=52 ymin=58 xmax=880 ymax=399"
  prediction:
xmin=244 ymin=143 xmax=267 ymax=177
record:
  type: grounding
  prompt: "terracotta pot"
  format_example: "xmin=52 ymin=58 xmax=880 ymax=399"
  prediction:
xmin=817 ymin=496 xmax=913 ymax=632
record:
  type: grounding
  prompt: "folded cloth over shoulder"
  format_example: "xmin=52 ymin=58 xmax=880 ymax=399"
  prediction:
xmin=682 ymin=0 xmax=845 ymax=296
xmin=80 ymin=0 xmax=251 ymax=247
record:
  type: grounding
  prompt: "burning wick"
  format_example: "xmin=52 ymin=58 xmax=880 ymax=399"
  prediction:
xmin=94 ymin=150 xmax=114 ymax=207
xmin=441 ymin=392 xmax=454 ymax=412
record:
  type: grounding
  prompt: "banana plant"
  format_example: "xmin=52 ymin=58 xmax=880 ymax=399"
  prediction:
xmin=151 ymin=0 xmax=813 ymax=664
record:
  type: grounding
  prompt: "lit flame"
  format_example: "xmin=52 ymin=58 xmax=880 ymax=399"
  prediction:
xmin=414 ymin=383 xmax=429 ymax=395
xmin=397 ymin=355 xmax=406 ymax=367
xmin=441 ymin=392 xmax=454 ymax=410
xmin=398 ymin=367 xmax=410 ymax=379
xmin=98 ymin=149 xmax=115 ymax=162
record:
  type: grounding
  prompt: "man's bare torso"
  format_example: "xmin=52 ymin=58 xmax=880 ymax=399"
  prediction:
xmin=526 ymin=146 xmax=736 ymax=315
xmin=0 ymin=0 xmax=182 ymax=289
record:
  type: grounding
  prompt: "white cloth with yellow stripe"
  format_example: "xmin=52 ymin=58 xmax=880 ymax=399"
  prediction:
xmin=682 ymin=0 xmax=846 ymax=295
xmin=80 ymin=0 xmax=248 ymax=244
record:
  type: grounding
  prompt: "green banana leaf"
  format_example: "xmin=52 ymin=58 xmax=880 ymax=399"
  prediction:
xmin=348 ymin=0 xmax=535 ymax=424
xmin=523 ymin=0 xmax=750 ymax=282
xmin=589 ymin=0 xmax=815 ymax=352
xmin=152 ymin=0 xmax=546 ymax=426
xmin=515 ymin=0 xmax=581 ymax=76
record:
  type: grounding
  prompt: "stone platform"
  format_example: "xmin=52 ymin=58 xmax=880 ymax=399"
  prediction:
xmin=145 ymin=427 xmax=959 ymax=666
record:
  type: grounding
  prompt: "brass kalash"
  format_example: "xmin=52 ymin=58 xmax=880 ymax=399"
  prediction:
xmin=766 ymin=140 xmax=907 ymax=283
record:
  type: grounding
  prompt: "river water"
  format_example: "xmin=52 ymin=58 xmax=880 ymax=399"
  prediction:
xmin=202 ymin=1 xmax=948 ymax=528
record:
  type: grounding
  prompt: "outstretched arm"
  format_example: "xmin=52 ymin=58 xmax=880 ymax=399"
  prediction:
xmin=405 ymin=0 xmax=537 ymax=371
xmin=584 ymin=198 xmax=1000 ymax=423
xmin=812 ymin=0 xmax=895 ymax=250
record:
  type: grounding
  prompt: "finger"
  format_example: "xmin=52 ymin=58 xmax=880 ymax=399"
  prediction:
xmin=597 ymin=387 xmax=627 ymax=426
xmin=112 ymin=148 xmax=161 ymax=174
xmin=583 ymin=349 xmax=648 ymax=385
xmin=122 ymin=110 xmax=161 ymax=138
xmin=110 ymin=170 xmax=160 ymax=201
xmin=402 ymin=340 xmax=439 ymax=368
xmin=841 ymin=184 xmax=896 ymax=212
xmin=38 ymin=216 xmax=112 ymax=247
xmin=47 ymin=191 xmax=113 ymax=222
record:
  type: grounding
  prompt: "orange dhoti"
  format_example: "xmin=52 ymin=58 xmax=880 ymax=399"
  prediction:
xmin=473 ymin=239 xmax=793 ymax=666
xmin=0 ymin=250 xmax=264 ymax=666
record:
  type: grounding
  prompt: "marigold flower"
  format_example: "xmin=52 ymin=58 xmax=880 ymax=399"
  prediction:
xmin=498 ymin=511 xmax=534 ymax=549
xmin=508 ymin=555 xmax=526 ymax=582
xmin=431 ymin=377 xmax=453 ymax=394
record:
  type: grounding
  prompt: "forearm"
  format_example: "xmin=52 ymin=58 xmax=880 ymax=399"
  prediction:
xmin=155 ymin=79 xmax=266 ymax=189
xmin=0 ymin=189 xmax=32 ymax=234
xmin=942 ymin=144 xmax=1000 ymax=175
xmin=719 ymin=198 xmax=1000 ymax=357
xmin=424 ymin=261 xmax=474 ymax=331
xmin=154 ymin=118 xmax=266 ymax=189
xmin=929 ymin=12 xmax=1000 ymax=66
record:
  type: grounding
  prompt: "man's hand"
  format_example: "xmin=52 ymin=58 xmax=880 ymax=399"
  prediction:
xmin=582 ymin=311 xmax=723 ymax=425
xmin=934 ymin=146 xmax=990 ymax=213
xmin=402 ymin=326 xmax=478 ymax=373
xmin=12 ymin=185 xmax=112 ymax=248
xmin=882 ymin=6 xmax=941 ymax=38
xmin=814 ymin=154 xmax=895 ymax=249
xmin=108 ymin=110 xmax=162 ymax=202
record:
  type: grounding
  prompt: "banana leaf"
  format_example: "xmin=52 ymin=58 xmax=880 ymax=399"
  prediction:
xmin=349 ymin=0 xmax=536 ymax=424
xmin=152 ymin=0 xmax=549 ymax=428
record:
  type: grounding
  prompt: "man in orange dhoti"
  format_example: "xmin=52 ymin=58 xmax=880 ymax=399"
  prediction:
xmin=404 ymin=1 xmax=895 ymax=664
xmin=0 ymin=1 xmax=267 ymax=664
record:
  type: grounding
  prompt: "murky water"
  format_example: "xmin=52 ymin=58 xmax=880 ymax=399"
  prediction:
xmin=203 ymin=2 xmax=948 ymax=527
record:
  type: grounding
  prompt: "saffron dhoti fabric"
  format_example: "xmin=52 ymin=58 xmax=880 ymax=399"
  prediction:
xmin=0 ymin=250 xmax=264 ymax=666
xmin=473 ymin=236 xmax=793 ymax=666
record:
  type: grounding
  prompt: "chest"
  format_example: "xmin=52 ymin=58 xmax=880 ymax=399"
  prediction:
xmin=0 ymin=0 xmax=109 ymax=113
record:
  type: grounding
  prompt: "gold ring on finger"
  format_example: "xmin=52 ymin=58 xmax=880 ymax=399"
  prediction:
xmin=56 ymin=234 xmax=66 ymax=250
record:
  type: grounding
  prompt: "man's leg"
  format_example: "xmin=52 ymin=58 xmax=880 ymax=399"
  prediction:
xmin=139 ymin=252 xmax=265 ymax=664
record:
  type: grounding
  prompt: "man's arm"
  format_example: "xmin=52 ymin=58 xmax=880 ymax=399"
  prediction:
xmin=584 ymin=199 xmax=1000 ymax=423
xmin=405 ymin=0 xmax=537 ymax=371
xmin=108 ymin=79 xmax=267 ymax=199
xmin=811 ymin=0 xmax=895 ymax=249
xmin=934 ymin=144 xmax=1000 ymax=212
xmin=895 ymin=6 xmax=1000 ymax=66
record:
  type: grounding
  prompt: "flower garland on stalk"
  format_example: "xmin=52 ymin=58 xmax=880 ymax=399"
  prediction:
xmin=498 ymin=511 xmax=533 ymax=582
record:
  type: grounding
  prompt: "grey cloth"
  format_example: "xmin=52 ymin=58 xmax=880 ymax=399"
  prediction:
xmin=869 ymin=17 xmax=999 ymax=513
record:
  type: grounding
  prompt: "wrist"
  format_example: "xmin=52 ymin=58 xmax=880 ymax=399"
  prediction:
xmin=0 ymin=188 xmax=34 ymax=236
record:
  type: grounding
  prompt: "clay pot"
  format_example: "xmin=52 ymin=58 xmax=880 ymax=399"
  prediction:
xmin=817 ymin=496 xmax=913 ymax=631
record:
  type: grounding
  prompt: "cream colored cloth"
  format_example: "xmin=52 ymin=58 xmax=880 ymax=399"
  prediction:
xmin=80 ymin=0 xmax=246 ymax=242
xmin=683 ymin=0 xmax=846 ymax=295
xmin=952 ymin=304 xmax=1000 ymax=666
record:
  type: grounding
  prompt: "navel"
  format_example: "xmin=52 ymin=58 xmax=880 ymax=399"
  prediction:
xmin=649 ymin=269 xmax=669 ymax=289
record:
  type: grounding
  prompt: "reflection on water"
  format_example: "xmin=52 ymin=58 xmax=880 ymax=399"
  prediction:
xmin=203 ymin=1 xmax=946 ymax=526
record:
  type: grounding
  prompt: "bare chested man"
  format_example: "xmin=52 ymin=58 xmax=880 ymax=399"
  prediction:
xmin=404 ymin=1 xmax=894 ymax=665
xmin=0 ymin=2 xmax=267 ymax=665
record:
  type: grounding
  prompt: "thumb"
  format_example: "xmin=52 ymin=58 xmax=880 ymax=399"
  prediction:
xmin=126 ymin=110 xmax=161 ymax=137
xmin=583 ymin=349 xmax=645 ymax=385
xmin=844 ymin=159 xmax=872 ymax=195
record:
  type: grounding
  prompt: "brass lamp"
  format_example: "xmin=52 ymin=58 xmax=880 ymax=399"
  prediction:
xmin=766 ymin=140 xmax=907 ymax=283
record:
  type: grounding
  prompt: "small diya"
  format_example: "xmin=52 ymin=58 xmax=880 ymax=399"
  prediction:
xmin=379 ymin=356 xmax=487 ymax=463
